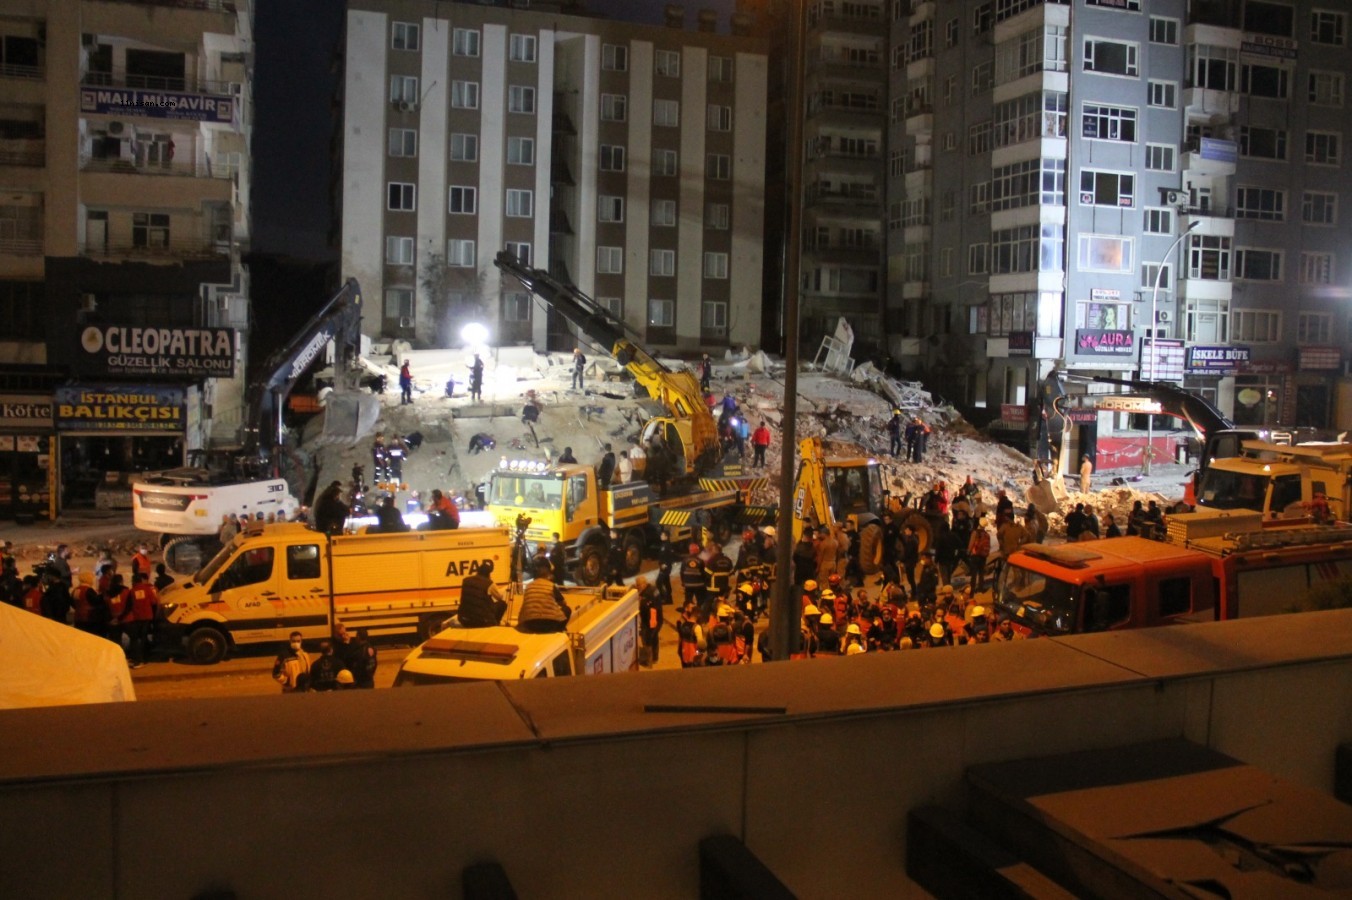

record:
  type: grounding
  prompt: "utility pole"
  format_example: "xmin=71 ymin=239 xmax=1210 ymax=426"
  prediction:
xmin=1144 ymin=219 xmax=1198 ymax=474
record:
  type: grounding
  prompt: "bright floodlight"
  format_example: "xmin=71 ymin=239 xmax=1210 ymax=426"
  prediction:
xmin=462 ymin=322 xmax=489 ymax=345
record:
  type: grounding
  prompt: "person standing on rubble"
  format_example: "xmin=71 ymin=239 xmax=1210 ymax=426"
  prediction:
xmin=699 ymin=353 xmax=713 ymax=392
xmin=752 ymin=420 xmax=772 ymax=468
xmin=571 ymin=347 xmax=586 ymax=390
xmin=468 ymin=354 xmax=485 ymax=403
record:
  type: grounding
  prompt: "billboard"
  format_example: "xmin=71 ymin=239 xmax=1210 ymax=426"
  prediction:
xmin=79 ymin=87 xmax=234 ymax=123
xmin=55 ymin=385 xmax=186 ymax=433
xmin=78 ymin=325 xmax=235 ymax=378
xmin=1186 ymin=345 xmax=1251 ymax=375
xmin=1075 ymin=329 xmax=1134 ymax=356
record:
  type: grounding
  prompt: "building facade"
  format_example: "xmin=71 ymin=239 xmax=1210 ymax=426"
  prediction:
xmin=0 ymin=0 xmax=252 ymax=516
xmin=341 ymin=1 xmax=767 ymax=354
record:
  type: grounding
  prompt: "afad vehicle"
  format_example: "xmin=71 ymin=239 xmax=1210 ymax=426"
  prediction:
xmin=158 ymin=523 xmax=511 ymax=663
xmin=393 ymin=584 xmax=639 ymax=685
xmin=994 ymin=512 xmax=1352 ymax=636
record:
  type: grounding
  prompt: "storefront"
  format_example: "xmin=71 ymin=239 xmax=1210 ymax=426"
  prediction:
xmin=0 ymin=394 xmax=54 ymax=521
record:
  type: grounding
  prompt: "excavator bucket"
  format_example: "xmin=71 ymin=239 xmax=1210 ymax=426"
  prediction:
xmin=1027 ymin=477 xmax=1067 ymax=514
xmin=320 ymin=389 xmax=382 ymax=442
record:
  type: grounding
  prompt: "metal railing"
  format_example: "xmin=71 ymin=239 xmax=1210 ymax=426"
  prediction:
xmin=80 ymin=72 xmax=238 ymax=96
xmin=90 ymin=0 xmax=237 ymax=12
xmin=0 ymin=140 xmax=45 ymax=167
xmin=0 ymin=63 xmax=43 ymax=80
xmin=0 ymin=237 xmax=43 ymax=256
xmin=81 ymin=239 xmax=228 ymax=260
xmin=79 ymin=152 xmax=236 ymax=180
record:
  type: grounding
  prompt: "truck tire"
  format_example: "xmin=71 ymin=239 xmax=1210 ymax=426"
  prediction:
xmin=711 ymin=514 xmax=733 ymax=546
xmin=622 ymin=532 xmax=645 ymax=575
xmin=185 ymin=626 xmax=229 ymax=665
xmin=577 ymin=541 xmax=607 ymax=586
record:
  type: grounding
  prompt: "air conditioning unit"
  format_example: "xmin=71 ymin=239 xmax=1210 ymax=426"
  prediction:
xmin=107 ymin=121 xmax=125 ymax=135
xmin=1157 ymin=310 xmax=1171 ymax=323
xmin=398 ymin=317 xmax=414 ymax=328
xmin=1163 ymin=190 xmax=1185 ymax=206
xmin=399 ymin=101 xmax=416 ymax=112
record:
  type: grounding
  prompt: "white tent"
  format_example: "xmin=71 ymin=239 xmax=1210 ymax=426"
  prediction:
xmin=0 ymin=603 xmax=136 ymax=708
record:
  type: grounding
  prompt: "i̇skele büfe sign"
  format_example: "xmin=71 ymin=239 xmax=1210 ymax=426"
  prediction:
xmin=55 ymin=386 xmax=185 ymax=433
xmin=1075 ymin=328 xmax=1134 ymax=356
xmin=79 ymin=325 xmax=235 ymax=378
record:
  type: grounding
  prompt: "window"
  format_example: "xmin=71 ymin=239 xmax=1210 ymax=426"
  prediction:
xmin=1189 ymin=234 xmax=1232 ymax=281
xmin=994 ymin=90 xmax=1068 ymax=147
xmin=129 ymin=211 xmax=168 ymax=248
xmin=1143 ymin=207 xmax=1174 ymax=234
xmin=1297 ymin=311 xmax=1332 ymax=342
xmin=1145 ymin=144 xmax=1176 ymax=172
xmin=507 ymin=137 xmax=534 ymax=166
xmin=1242 ymin=62 xmax=1289 ymax=99
xmin=707 ymin=153 xmax=731 ymax=180
xmin=1078 ymin=235 xmax=1132 ymax=273
xmin=1088 ymin=0 xmax=1140 ymax=8
xmin=504 ymin=292 xmax=531 ymax=322
xmin=973 ymin=2 xmax=993 ymax=34
xmin=941 ymin=132 xmax=957 ymax=151
xmin=709 ymin=56 xmax=733 ymax=83
xmin=505 ymin=189 xmax=533 ymax=218
xmin=509 ymin=86 xmax=536 ymax=114
xmin=655 ymin=149 xmax=678 ymax=176
xmin=597 ymin=246 xmax=623 ymax=274
xmin=1306 ymin=131 xmax=1341 ymax=165
xmin=702 ymin=301 xmax=728 ymax=332
xmin=452 ymin=28 xmax=480 ymax=57
xmin=992 ymin=224 xmax=1064 ymax=274
xmin=1141 ymin=262 xmax=1172 ymax=290
xmin=1235 ymin=187 xmax=1286 ymax=221
xmin=650 ymin=249 xmax=676 ymax=276
xmin=505 ymin=242 xmax=531 ymax=267
xmin=995 ymin=25 xmax=1068 ymax=82
xmin=652 ymin=199 xmax=676 ymax=227
xmin=656 ymin=49 xmax=680 ymax=77
xmin=968 ymin=242 xmax=989 ymax=275
xmin=1149 ymin=16 xmax=1179 ymax=44
xmin=707 ymin=202 xmax=729 ymax=230
xmin=707 ymin=105 xmax=731 ymax=132
xmin=970 ymin=181 xmax=991 ymax=214
xmin=389 ymin=75 xmax=418 ymax=104
xmin=388 ymin=128 xmax=417 ymax=157
xmin=1191 ymin=45 xmax=1238 ymax=90
xmin=392 ymin=22 xmax=420 ymax=52
xmin=991 ymin=158 xmax=1065 ymax=211
xmin=1082 ymin=103 xmax=1137 ymax=142
xmin=1235 ymin=248 xmax=1283 ymax=281
xmin=602 ymin=43 xmax=628 ymax=71
xmin=448 ymin=186 xmax=476 ymax=214
xmin=385 ymin=236 xmax=414 ymax=265
xmin=450 ymin=133 xmax=478 ymax=162
xmin=1185 ymin=296 xmax=1227 ymax=343
xmin=598 ymin=195 xmax=624 ymax=223
xmin=447 ymin=239 xmax=476 ymax=267
xmin=649 ymin=298 xmax=674 ymax=327
xmin=1232 ymin=309 xmax=1280 ymax=342
xmin=1309 ymin=71 xmax=1344 ymax=106
xmin=1239 ymin=126 xmax=1287 ymax=160
xmin=968 ymin=121 xmax=992 ymax=155
xmin=1083 ymin=38 xmax=1139 ymax=77
xmin=654 ymin=99 xmax=679 ymax=127
xmin=1303 ymin=191 xmax=1337 ymax=225
xmin=946 ymin=17 xmax=960 ymax=47
xmin=1079 ymin=169 xmax=1134 ymax=207
xmin=971 ymin=61 xmax=993 ymax=95
xmin=1311 ymin=9 xmax=1346 ymax=45
xmin=704 ymin=252 xmax=728 ymax=279
xmin=1300 ymin=251 xmax=1334 ymax=284
xmin=986 ymin=292 xmax=1039 ymax=337
xmin=601 ymin=94 xmax=627 ymax=122
xmin=1084 ymin=584 xmax=1132 ymax=632
xmin=597 ymin=297 xmax=623 ymax=319
xmin=509 ymin=34 xmax=537 ymax=63
xmin=1148 ymin=80 xmax=1177 ymax=108
xmin=387 ymin=182 xmax=415 ymax=211
xmin=214 ymin=546 xmax=274 ymax=591
xmin=384 ymin=288 xmax=414 ymax=323
xmin=451 ymin=81 xmax=480 ymax=109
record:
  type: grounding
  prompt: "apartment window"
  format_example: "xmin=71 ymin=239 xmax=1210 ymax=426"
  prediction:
xmin=969 ymin=181 xmax=991 ymax=214
xmin=973 ymin=2 xmax=993 ymax=35
xmin=1297 ymin=311 xmax=1332 ymax=342
xmin=654 ymin=100 xmax=680 ymax=128
xmin=992 ymin=158 xmax=1066 ymax=211
xmin=1083 ymin=38 xmax=1139 ymax=77
xmin=1189 ymin=234 xmax=1232 ymax=280
xmin=602 ymin=43 xmax=628 ymax=71
xmin=971 ymin=61 xmax=993 ymax=95
xmin=1306 ymin=131 xmax=1341 ymax=165
xmin=385 ymin=236 xmax=414 ymax=265
xmin=987 ymin=292 xmax=1039 ymax=337
xmin=1148 ymin=80 xmax=1177 ymax=108
xmin=992 ymin=224 xmax=1064 ymax=274
xmin=1088 ymin=0 xmax=1141 ymax=8
xmin=1300 ymin=251 xmax=1335 ymax=284
xmin=508 ymin=86 xmax=536 ymax=114
xmin=601 ymin=94 xmax=627 ymax=122
xmin=994 ymin=90 xmax=1068 ymax=147
xmin=968 ymin=121 xmax=992 ymax=155
xmin=128 ymin=211 xmax=168 ymax=248
xmin=656 ymin=49 xmax=680 ymax=77
xmin=968 ymin=243 xmax=990 ymax=275
xmin=1082 ymin=103 xmax=1137 ymax=142
xmin=451 ymin=81 xmax=480 ymax=109
xmin=505 ymin=189 xmax=533 ymax=218
xmin=946 ymin=17 xmax=960 ymax=47
xmin=505 ymin=242 xmax=531 ymax=268
xmin=707 ymin=202 xmax=729 ymax=230
xmin=704 ymin=252 xmax=729 ymax=279
xmin=447 ymin=239 xmax=476 ymax=267
xmin=448 ymin=186 xmax=476 ymax=214
xmin=1078 ymin=234 xmax=1132 ymax=273
xmin=598 ymin=196 xmax=624 ymax=223
xmin=388 ymin=128 xmax=417 ymax=157
xmin=1141 ymin=262 xmax=1172 ymax=290
xmin=509 ymin=34 xmax=537 ymax=63
xmin=708 ymin=56 xmax=733 ymax=83
xmin=1145 ymin=144 xmax=1176 ymax=172
xmin=942 ymin=74 xmax=957 ymax=103
xmin=649 ymin=298 xmax=675 ymax=327
xmin=1242 ymin=62 xmax=1289 ymax=99
xmin=655 ymin=149 xmax=678 ymax=176
xmin=941 ymin=132 xmax=957 ymax=152
xmin=1186 ymin=297 xmax=1228 ymax=343
xmin=1191 ymin=45 xmax=1238 ymax=90
xmin=1235 ymin=186 xmax=1286 ymax=221
xmin=996 ymin=25 xmax=1068 ymax=82
xmin=1239 ymin=126 xmax=1286 ymax=160
xmin=389 ymin=75 xmax=418 ymax=104
xmin=596 ymin=297 xmax=622 ymax=319
xmin=650 ymin=249 xmax=676 ymax=276
xmin=387 ymin=182 xmax=415 ymax=211
xmin=702 ymin=301 xmax=727 ymax=332
xmin=937 ymin=247 xmax=953 ymax=278
xmin=450 ymin=133 xmax=478 ymax=162
xmin=597 ymin=246 xmax=623 ymax=274
xmin=1303 ymin=191 xmax=1337 ymax=225
xmin=1309 ymin=71 xmax=1345 ymax=106
xmin=1143 ymin=207 xmax=1174 ymax=234
xmin=707 ymin=105 xmax=732 ymax=132
xmin=940 ymin=190 xmax=957 ymax=222
xmin=591 ymin=146 xmax=623 ymax=175
xmin=452 ymin=28 xmax=480 ymax=57
xmin=392 ymin=22 xmax=420 ymax=52
xmin=707 ymin=153 xmax=731 ymax=180
xmin=1235 ymin=248 xmax=1283 ymax=281
xmin=507 ymin=137 xmax=534 ymax=166
xmin=504 ymin=292 xmax=530 ymax=322
xmin=1232 ymin=310 xmax=1280 ymax=342
xmin=1080 ymin=169 xmax=1134 ymax=207
xmin=1149 ymin=16 xmax=1179 ymax=44
xmin=384 ymin=289 xmax=414 ymax=323
xmin=651 ymin=199 xmax=676 ymax=227
xmin=1310 ymin=9 xmax=1346 ymax=45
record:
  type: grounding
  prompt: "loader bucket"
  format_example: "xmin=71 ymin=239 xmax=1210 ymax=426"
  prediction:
xmin=1026 ymin=478 xmax=1066 ymax=514
xmin=321 ymin=390 xmax=382 ymax=442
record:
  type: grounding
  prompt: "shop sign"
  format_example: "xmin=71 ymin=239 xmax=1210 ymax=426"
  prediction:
xmin=1066 ymin=410 xmax=1099 ymax=424
xmin=1199 ymin=138 xmax=1238 ymax=163
xmin=55 ymin=385 xmax=185 ymax=432
xmin=0 ymin=394 xmax=53 ymax=429
xmin=78 ymin=325 xmax=236 ymax=379
xmin=1007 ymin=331 xmax=1032 ymax=355
xmin=1001 ymin=403 xmax=1028 ymax=425
xmin=1242 ymin=360 xmax=1293 ymax=375
xmin=1241 ymin=33 xmax=1297 ymax=60
xmin=1186 ymin=345 xmax=1250 ymax=375
xmin=1089 ymin=289 xmax=1120 ymax=301
xmin=1143 ymin=338 xmax=1185 ymax=382
xmin=78 ymin=87 xmax=235 ymax=123
xmin=1075 ymin=328 xmax=1134 ymax=356
xmin=1299 ymin=346 xmax=1342 ymax=371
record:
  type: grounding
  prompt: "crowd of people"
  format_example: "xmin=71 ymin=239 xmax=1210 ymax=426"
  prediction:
xmin=271 ymin=621 xmax=378 ymax=693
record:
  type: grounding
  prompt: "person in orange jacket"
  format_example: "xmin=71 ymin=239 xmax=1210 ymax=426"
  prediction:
xmin=122 ymin=572 xmax=160 ymax=668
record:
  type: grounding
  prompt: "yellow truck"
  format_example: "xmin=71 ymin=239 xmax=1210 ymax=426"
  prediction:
xmin=157 ymin=523 xmax=512 ymax=663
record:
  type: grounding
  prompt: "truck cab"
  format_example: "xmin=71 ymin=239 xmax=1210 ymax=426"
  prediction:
xmin=485 ymin=460 xmax=596 ymax=548
xmin=1195 ymin=441 xmax=1351 ymax=521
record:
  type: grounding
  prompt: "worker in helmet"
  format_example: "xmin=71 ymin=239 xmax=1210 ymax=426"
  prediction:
xmin=887 ymin=409 xmax=904 ymax=457
xmin=843 ymin=623 xmax=866 ymax=655
xmin=792 ymin=604 xmax=822 ymax=659
xmin=800 ymin=578 xmax=820 ymax=612
xmin=816 ymin=610 xmax=840 ymax=655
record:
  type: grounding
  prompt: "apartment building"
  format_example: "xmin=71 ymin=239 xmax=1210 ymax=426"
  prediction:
xmin=890 ymin=0 xmax=1351 ymax=434
xmin=0 ymin=0 xmax=252 ymax=517
xmin=341 ymin=1 xmax=767 ymax=354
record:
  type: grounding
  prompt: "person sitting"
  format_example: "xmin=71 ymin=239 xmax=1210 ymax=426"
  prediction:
xmin=517 ymin=560 xmax=571 ymax=633
xmin=558 ymin=446 xmax=578 ymax=464
xmin=426 ymin=489 xmax=460 ymax=530
xmin=374 ymin=495 xmax=408 ymax=533
xmin=457 ymin=561 xmax=507 ymax=627
xmin=467 ymin=432 xmax=496 ymax=454
xmin=525 ymin=483 xmax=547 ymax=506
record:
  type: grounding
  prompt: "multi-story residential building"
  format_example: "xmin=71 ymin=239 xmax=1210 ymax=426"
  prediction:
xmin=0 ymin=0 xmax=252 ymax=518
xmin=341 ymin=1 xmax=768 ymax=354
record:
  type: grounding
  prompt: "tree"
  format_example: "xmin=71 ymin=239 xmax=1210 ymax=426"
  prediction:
xmin=419 ymin=252 xmax=488 ymax=347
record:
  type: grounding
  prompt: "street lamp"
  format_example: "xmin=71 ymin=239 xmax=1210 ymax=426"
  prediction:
xmin=1144 ymin=219 xmax=1199 ymax=475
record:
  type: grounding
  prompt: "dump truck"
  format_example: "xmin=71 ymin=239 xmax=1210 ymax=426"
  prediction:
xmin=1194 ymin=440 xmax=1352 ymax=522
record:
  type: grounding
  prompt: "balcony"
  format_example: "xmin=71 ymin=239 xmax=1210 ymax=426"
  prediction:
xmin=80 ymin=152 xmax=237 ymax=181
xmin=1181 ymin=136 xmax=1237 ymax=178
xmin=89 ymin=0 xmax=238 ymax=11
xmin=79 ymin=75 xmax=238 ymax=126
xmin=0 ymin=62 xmax=43 ymax=81
xmin=805 ymin=182 xmax=880 ymax=208
xmin=81 ymin=237 xmax=228 ymax=261
xmin=0 ymin=139 xmax=44 ymax=167
xmin=0 ymin=231 xmax=42 ymax=257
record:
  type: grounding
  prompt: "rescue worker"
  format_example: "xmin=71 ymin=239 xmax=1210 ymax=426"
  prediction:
xmin=597 ymin=443 xmax=617 ymax=489
xmin=572 ymin=347 xmax=586 ymax=390
xmin=603 ymin=529 xmax=627 ymax=587
xmin=399 ymin=360 xmax=413 ymax=404
xmin=104 ymin=573 xmax=131 ymax=652
xmin=703 ymin=540 xmax=734 ymax=615
xmin=636 ymin=576 xmax=663 ymax=667
xmin=468 ymin=354 xmax=485 ymax=402
xmin=991 ymin=618 xmax=1024 ymax=642
xmin=517 ymin=560 xmax=571 ymax=633
xmin=887 ymin=409 xmax=904 ymax=457
xmin=793 ymin=526 xmax=818 ymax=586
xmin=676 ymin=603 xmax=705 ymax=668
xmin=680 ymin=543 xmax=707 ymax=612
xmin=131 ymin=545 xmax=153 ymax=581
xmin=842 ymin=623 xmax=866 ymax=655
xmin=426 ymin=489 xmax=460 ymax=530
xmin=314 ymin=481 xmax=349 ymax=535
xmin=816 ymin=611 xmax=840 ymax=655
xmin=70 ymin=572 xmax=106 ymax=637
xmin=752 ymin=420 xmax=772 ymax=468
xmin=458 ymin=560 xmax=507 ymax=627
xmin=791 ymin=604 xmax=822 ymax=659
xmin=309 ymin=640 xmax=346 ymax=692
xmin=549 ymin=533 xmax=569 ymax=585
xmin=272 ymin=631 xmax=312 ymax=693
xmin=967 ymin=517 xmax=992 ymax=592
xmin=374 ymin=494 xmax=409 ymax=533
xmin=699 ymin=353 xmax=713 ymax=392
xmin=122 ymin=572 xmax=160 ymax=668
xmin=335 ymin=621 xmax=378 ymax=689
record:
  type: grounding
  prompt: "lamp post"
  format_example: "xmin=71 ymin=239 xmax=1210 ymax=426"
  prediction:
xmin=1144 ymin=219 xmax=1199 ymax=475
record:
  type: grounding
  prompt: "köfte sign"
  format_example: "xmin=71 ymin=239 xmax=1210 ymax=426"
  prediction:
xmin=0 ymin=394 xmax=53 ymax=429
xmin=79 ymin=325 xmax=235 ymax=378
xmin=79 ymin=88 xmax=234 ymax=123
xmin=1076 ymin=328 xmax=1134 ymax=356
xmin=55 ymin=385 xmax=185 ymax=432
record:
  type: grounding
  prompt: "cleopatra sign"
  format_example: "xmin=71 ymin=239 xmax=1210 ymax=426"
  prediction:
xmin=78 ymin=325 xmax=236 ymax=378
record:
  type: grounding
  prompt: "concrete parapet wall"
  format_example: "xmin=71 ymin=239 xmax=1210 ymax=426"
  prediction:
xmin=2 ymin=610 xmax=1350 ymax=898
